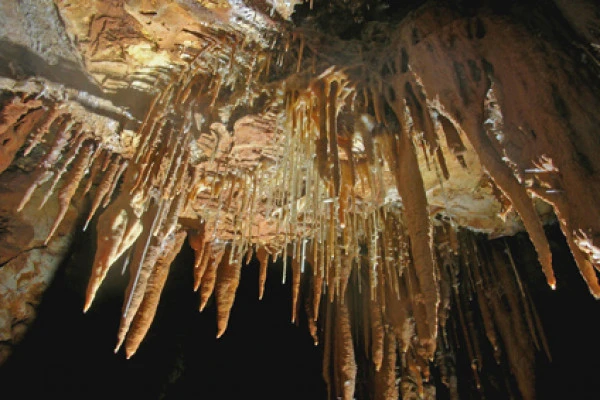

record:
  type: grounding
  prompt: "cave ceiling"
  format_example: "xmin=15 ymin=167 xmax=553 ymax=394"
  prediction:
xmin=1 ymin=0 xmax=600 ymax=398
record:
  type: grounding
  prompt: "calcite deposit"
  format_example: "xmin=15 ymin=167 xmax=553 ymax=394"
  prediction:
xmin=1 ymin=0 xmax=600 ymax=399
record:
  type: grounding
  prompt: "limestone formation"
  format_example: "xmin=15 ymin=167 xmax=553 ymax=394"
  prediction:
xmin=1 ymin=0 xmax=600 ymax=398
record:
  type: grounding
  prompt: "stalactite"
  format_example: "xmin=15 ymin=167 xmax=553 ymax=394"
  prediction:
xmin=102 ymin=159 xmax=129 ymax=208
xmin=463 ymin=123 xmax=556 ymax=289
xmin=312 ymin=247 xmax=324 ymax=321
xmin=199 ymin=244 xmax=226 ymax=311
xmin=437 ymin=115 xmax=467 ymax=167
xmin=370 ymin=296 xmax=384 ymax=372
xmin=256 ymin=245 xmax=269 ymax=300
xmin=115 ymin=224 xmax=166 ymax=352
xmin=23 ymin=107 xmax=64 ymax=156
xmin=84 ymin=197 xmax=144 ymax=313
xmin=84 ymin=156 xmax=123 ymax=231
xmin=291 ymin=257 xmax=301 ymax=323
xmin=82 ymin=149 xmax=106 ymax=196
xmin=380 ymin=118 xmax=438 ymax=353
xmin=486 ymin=245 xmax=536 ymax=400
xmin=532 ymin=192 xmax=600 ymax=297
xmin=470 ymin=248 xmax=501 ymax=362
xmin=189 ymin=226 xmax=207 ymax=269
xmin=335 ymin=299 xmax=356 ymax=400
xmin=305 ymin=291 xmax=320 ymax=345
xmin=215 ymin=248 xmax=242 ymax=338
xmin=374 ymin=330 xmax=398 ymax=400
xmin=403 ymin=80 xmax=438 ymax=154
xmin=17 ymin=117 xmax=76 ymax=212
xmin=194 ymin=241 xmax=212 ymax=292
xmin=124 ymin=231 xmax=187 ymax=359
xmin=38 ymin=126 xmax=86 ymax=209
xmin=45 ymin=142 xmax=95 ymax=244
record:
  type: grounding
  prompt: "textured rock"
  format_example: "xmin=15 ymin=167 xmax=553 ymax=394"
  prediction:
xmin=0 ymin=168 xmax=80 ymax=364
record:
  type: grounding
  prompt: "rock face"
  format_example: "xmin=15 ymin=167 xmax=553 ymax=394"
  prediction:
xmin=1 ymin=0 xmax=600 ymax=398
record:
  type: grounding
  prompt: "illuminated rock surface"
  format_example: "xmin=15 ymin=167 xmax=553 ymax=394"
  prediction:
xmin=1 ymin=0 xmax=600 ymax=399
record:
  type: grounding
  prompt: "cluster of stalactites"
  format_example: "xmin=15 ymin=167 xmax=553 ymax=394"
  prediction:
xmin=81 ymin=65 xmax=210 ymax=357
xmin=435 ymin=224 xmax=550 ymax=400
xmin=10 ymin=61 xmax=207 ymax=357
xmin=10 ymin=7 xmax=600 ymax=398
xmin=268 ymin=50 xmax=560 ymax=397
xmin=12 ymin=103 xmax=120 ymax=246
xmin=244 ymin=67 xmax=446 ymax=399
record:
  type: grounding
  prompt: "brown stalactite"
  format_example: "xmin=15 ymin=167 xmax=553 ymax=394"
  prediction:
xmin=0 ymin=103 xmax=45 ymax=174
xmin=215 ymin=247 xmax=242 ymax=338
xmin=17 ymin=117 xmax=75 ymax=212
xmin=199 ymin=244 xmax=226 ymax=311
xmin=380 ymin=125 xmax=438 ymax=353
xmin=102 ymin=159 xmax=129 ymax=209
xmin=82 ymin=148 xmax=105 ymax=196
xmin=45 ymin=142 xmax=95 ymax=244
xmin=437 ymin=115 xmax=467 ymax=166
xmin=312 ymin=257 xmax=324 ymax=321
xmin=470 ymin=246 xmax=501 ymax=362
xmin=374 ymin=330 xmax=399 ymax=400
xmin=334 ymin=299 xmax=356 ymax=400
xmin=84 ymin=195 xmax=144 ymax=313
xmin=188 ymin=226 xmax=207 ymax=268
xmin=370 ymin=296 xmax=385 ymax=372
xmin=124 ymin=230 xmax=187 ymax=358
xmin=399 ymin=8 xmax=558 ymax=290
xmin=487 ymin=246 xmax=536 ymax=400
xmin=39 ymin=127 xmax=87 ymax=209
xmin=84 ymin=156 xmax=123 ymax=231
xmin=256 ymin=245 xmax=269 ymax=300
xmin=194 ymin=241 xmax=213 ymax=292
xmin=115 ymin=213 xmax=166 ymax=352
xmin=23 ymin=106 xmax=64 ymax=157
xmin=291 ymin=256 xmax=301 ymax=323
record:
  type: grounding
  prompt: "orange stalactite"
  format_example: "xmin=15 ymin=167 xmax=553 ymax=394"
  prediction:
xmin=381 ymin=123 xmax=439 ymax=353
xmin=374 ymin=330 xmax=398 ymax=400
xmin=199 ymin=244 xmax=226 ymax=311
xmin=17 ymin=117 xmax=75 ymax=212
xmin=194 ymin=242 xmax=213 ymax=292
xmin=256 ymin=245 xmax=269 ymax=300
xmin=84 ymin=156 xmax=123 ymax=231
xmin=124 ymin=231 xmax=187 ymax=359
xmin=291 ymin=257 xmax=301 ymax=323
xmin=335 ymin=299 xmax=356 ymax=400
xmin=45 ymin=142 xmax=95 ymax=245
xmin=23 ymin=106 xmax=65 ymax=156
xmin=102 ymin=160 xmax=129 ymax=208
xmin=215 ymin=250 xmax=242 ymax=338
xmin=312 ymin=257 xmax=323 ymax=321
xmin=463 ymin=120 xmax=557 ymax=289
xmin=370 ymin=295 xmax=384 ymax=372
xmin=84 ymin=196 xmax=144 ymax=313
xmin=82 ymin=149 xmax=105 ymax=196
xmin=38 ymin=126 xmax=86 ymax=209
xmin=115 ymin=234 xmax=164 ymax=353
